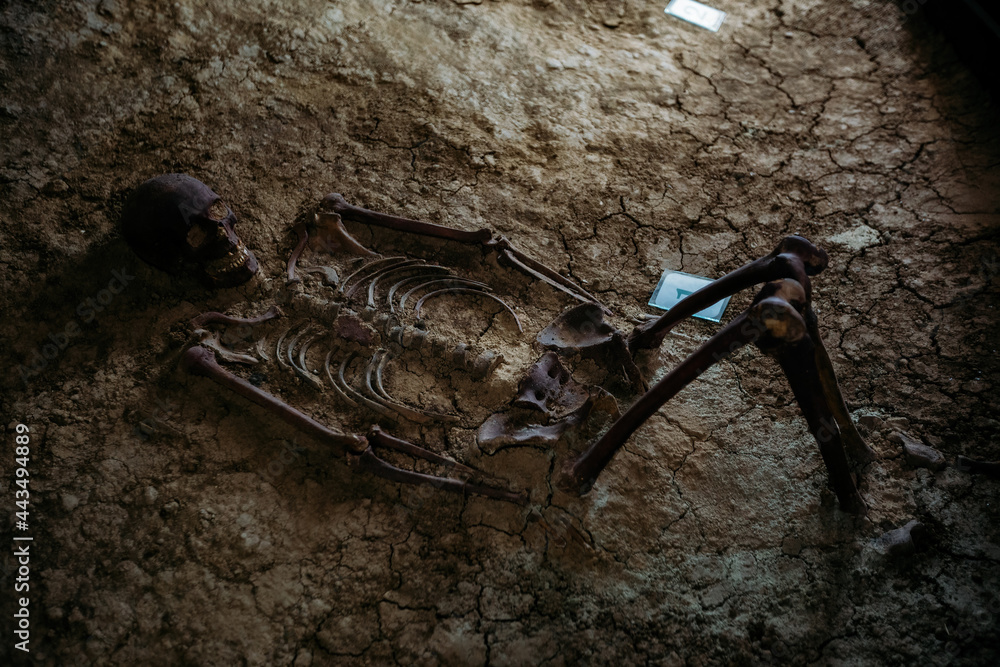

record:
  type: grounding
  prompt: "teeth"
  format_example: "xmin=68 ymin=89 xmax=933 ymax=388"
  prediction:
xmin=206 ymin=241 xmax=255 ymax=279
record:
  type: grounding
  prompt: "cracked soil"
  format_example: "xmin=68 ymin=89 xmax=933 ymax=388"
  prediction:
xmin=1 ymin=0 xmax=998 ymax=665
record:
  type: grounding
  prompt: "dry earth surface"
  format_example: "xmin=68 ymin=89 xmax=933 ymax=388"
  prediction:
xmin=1 ymin=0 xmax=999 ymax=665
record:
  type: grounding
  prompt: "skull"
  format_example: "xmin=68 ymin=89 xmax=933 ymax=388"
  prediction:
xmin=120 ymin=174 xmax=259 ymax=288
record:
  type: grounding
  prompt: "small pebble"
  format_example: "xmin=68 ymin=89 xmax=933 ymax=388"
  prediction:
xmin=42 ymin=179 xmax=70 ymax=196
xmin=891 ymin=432 xmax=946 ymax=471
xmin=878 ymin=519 xmax=925 ymax=557
xmin=858 ymin=415 xmax=885 ymax=432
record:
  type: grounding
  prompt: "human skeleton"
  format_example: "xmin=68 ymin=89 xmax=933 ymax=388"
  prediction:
xmin=122 ymin=174 xmax=874 ymax=514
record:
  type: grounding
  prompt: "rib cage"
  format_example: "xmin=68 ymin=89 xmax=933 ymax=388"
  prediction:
xmin=195 ymin=253 xmax=517 ymax=426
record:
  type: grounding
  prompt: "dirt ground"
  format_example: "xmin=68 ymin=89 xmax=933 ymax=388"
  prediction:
xmin=2 ymin=0 xmax=999 ymax=664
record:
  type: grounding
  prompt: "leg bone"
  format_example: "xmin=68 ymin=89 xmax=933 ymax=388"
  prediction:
xmin=769 ymin=338 xmax=867 ymax=514
xmin=802 ymin=305 xmax=876 ymax=464
xmin=629 ymin=236 xmax=828 ymax=353
xmin=561 ymin=279 xmax=867 ymax=514
xmin=560 ymin=308 xmax=762 ymax=494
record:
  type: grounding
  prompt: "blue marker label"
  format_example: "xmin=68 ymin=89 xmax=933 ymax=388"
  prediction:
xmin=648 ymin=270 xmax=731 ymax=323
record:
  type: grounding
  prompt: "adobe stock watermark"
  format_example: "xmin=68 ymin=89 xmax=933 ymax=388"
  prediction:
xmin=16 ymin=266 xmax=136 ymax=386
xmin=528 ymin=508 xmax=594 ymax=552
xmin=259 ymin=437 xmax=306 ymax=484
xmin=897 ymin=0 xmax=937 ymax=23
xmin=977 ymin=252 xmax=999 ymax=283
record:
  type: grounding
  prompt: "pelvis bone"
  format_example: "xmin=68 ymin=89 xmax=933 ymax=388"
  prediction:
xmin=479 ymin=352 xmax=619 ymax=454
xmin=514 ymin=352 xmax=588 ymax=415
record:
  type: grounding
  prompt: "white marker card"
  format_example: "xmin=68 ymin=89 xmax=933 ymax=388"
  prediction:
xmin=648 ymin=270 xmax=731 ymax=323
xmin=665 ymin=0 xmax=727 ymax=32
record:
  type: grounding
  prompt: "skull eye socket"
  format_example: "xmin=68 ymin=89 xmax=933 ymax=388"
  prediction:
xmin=187 ymin=224 xmax=209 ymax=248
xmin=207 ymin=200 xmax=229 ymax=221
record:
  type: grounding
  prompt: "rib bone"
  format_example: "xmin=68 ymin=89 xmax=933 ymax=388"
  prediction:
xmin=337 ymin=354 xmax=398 ymax=420
xmin=255 ymin=333 xmax=272 ymax=362
xmin=398 ymin=278 xmax=492 ymax=312
xmin=296 ymin=332 xmax=326 ymax=389
xmin=274 ymin=325 xmax=295 ymax=370
xmin=286 ymin=223 xmax=310 ymax=284
xmin=366 ymin=350 xmax=460 ymax=423
xmin=414 ymin=288 xmax=523 ymax=334
xmin=368 ymin=263 xmax=445 ymax=309
xmin=339 ymin=256 xmax=403 ymax=296
xmin=387 ymin=271 xmax=455 ymax=313
xmin=286 ymin=324 xmax=324 ymax=390
xmin=324 ymin=350 xmax=358 ymax=407
xmin=343 ymin=257 xmax=416 ymax=300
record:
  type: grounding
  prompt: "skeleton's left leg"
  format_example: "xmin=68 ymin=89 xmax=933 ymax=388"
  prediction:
xmin=561 ymin=278 xmax=868 ymax=514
